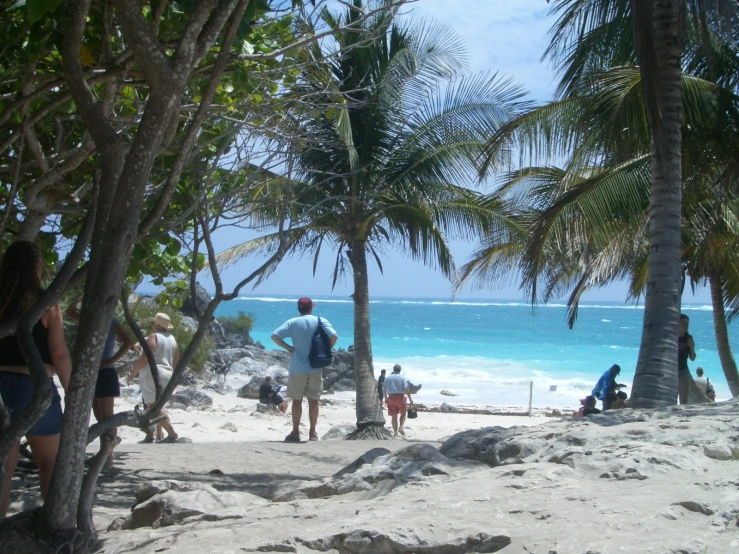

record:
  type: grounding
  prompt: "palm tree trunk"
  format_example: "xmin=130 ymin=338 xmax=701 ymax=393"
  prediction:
xmin=630 ymin=0 xmax=684 ymax=409
xmin=709 ymin=273 xmax=739 ymax=398
xmin=346 ymin=238 xmax=388 ymax=439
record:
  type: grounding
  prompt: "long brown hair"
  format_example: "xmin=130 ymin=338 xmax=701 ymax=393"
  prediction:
xmin=0 ymin=241 xmax=43 ymax=325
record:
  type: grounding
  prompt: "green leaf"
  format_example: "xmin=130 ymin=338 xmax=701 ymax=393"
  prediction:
xmin=27 ymin=0 xmax=63 ymax=23
xmin=241 ymin=40 xmax=255 ymax=56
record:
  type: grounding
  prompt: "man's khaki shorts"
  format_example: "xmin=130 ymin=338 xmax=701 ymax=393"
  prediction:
xmin=286 ymin=371 xmax=323 ymax=401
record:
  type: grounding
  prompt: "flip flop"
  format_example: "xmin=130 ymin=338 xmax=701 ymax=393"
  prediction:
xmin=284 ymin=431 xmax=301 ymax=442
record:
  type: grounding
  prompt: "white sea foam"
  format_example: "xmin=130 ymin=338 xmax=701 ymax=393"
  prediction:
xmin=374 ymin=355 xmax=608 ymax=410
xmin=235 ymin=296 xmax=712 ymax=312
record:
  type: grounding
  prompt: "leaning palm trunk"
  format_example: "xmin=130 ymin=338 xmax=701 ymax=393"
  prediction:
xmin=347 ymin=238 xmax=389 ymax=439
xmin=629 ymin=0 xmax=684 ymax=409
xmin=709 ymin=273 xmax=739 ymax=398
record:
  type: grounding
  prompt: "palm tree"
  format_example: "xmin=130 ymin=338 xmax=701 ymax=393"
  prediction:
xmin=219 ymin=0 xmax=528 ymax=437
xmin=461 ymin=62 xmax=739 ymax=398
xmin=484 ymin=0 xmax=738 ymax=408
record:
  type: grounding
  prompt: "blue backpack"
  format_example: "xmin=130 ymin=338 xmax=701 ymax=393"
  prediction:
xmin=309 ymin=317 xmax=333 ymax=368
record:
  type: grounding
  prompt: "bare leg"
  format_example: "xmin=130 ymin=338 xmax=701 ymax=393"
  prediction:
xmin=26 ymin=434 xmax=60 ymax=502
xmin=291 ymin=399 xmax=302 ymax=436
xmin=678 ymin=380 xmax=688 ymax=405
xmin=158 ymin=408 xmax=177 ymax=439
xmin=308 ymin=399 xmax=319 ymax=438
xmin=399 ymin=410 xmax=407 ymax=435
xmin=1 ymin=441 xmax=20 ymax=517
xmin=391 ymin=414 xmax=399 ymax=436
xmin=279 ymin=402 xmax=288 ymax=414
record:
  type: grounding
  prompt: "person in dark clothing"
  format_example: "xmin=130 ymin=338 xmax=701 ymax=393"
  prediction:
xmin=0 ymin=241 xmax=72 ymax=517
xmin=259 ymin=376 xmax=288 ymax=414
xmin=582 ymin=395 xmax=601 ymax=416
xmin=592 ymin=364 xmax=627 ymax=411
xmin=377 ymin=369 xmax=386 ymax=405
xmin=677 ymin=314 xmax=696 ymax=405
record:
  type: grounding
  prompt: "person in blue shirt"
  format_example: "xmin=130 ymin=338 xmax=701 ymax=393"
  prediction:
xmin=271 ymin=297 xmax=337 ymax=442
xmin=592 ymin=364 xmax=626 ymax=411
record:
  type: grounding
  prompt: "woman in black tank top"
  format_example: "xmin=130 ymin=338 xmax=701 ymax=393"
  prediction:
xmin=0 ymin=241 xmax=72 ymax=517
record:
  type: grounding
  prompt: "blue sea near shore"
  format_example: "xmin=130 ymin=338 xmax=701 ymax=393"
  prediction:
xmin=214 ymin=296 xmax=734 ymax=410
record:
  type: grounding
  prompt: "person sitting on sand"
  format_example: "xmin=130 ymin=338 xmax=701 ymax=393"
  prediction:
xmin=592 ymin=364 xmax=626 ymax=411
xmin=574 ymin=397 xmax=587 ymax=418
xmin=582 ymin=395 xmax=601 ymax=416
xmin=259 ymin=376 xmax=288 ymax=414
xmin=383 ymin=364 xmax=414 ymax=437
xmin=128 ymin=313 xmax=179 ymax=443
xmin=611 ymin=391 xmax=628 ymax=409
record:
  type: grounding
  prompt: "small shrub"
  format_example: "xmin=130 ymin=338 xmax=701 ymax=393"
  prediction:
xmin=219 ymin=310 xmax=254 ymax=338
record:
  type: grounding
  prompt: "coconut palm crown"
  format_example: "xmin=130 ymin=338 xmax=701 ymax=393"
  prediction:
xmin=217 ymin=0 xmax=529 ymax=436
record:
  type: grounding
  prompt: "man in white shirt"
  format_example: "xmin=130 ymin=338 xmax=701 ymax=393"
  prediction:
xmin=382 ymin=364 xmax=414 ymax=437
xmin=694 ymin=367 xmax=708 ymax=394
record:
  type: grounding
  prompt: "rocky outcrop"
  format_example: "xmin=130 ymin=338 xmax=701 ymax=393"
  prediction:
xmin=110 ymin=480 xmax=266 ymax=530
xmin=271 ymin=443 xmax=475 ymax=502
xmin=439 ymin=426 xmax=548 ymax=467
xmin=169 ymin=388 xmax=213 ymax=409
xmin=440 ymin=402 xmax=739 ymax=481
xmin=264 ymin=531 xmax=512 ymax=554
xmin=178 ymin=283 xmax=211 ymax=319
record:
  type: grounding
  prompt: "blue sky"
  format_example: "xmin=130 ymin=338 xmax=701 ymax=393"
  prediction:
xmin=200 ymin=0 xmax=712 ymax=305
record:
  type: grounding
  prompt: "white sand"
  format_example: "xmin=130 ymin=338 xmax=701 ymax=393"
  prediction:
xmin=112 ymin=390 xmax=550 ymax=445
xmin=9 ymin=387 xmax=739 ymax=554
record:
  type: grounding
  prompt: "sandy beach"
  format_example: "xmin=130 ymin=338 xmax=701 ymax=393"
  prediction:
xmin=7 ymin=389 xmax=739 ymax=554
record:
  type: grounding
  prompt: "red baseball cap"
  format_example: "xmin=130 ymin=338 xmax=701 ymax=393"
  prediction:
xmin=298 ymin=297 xmax=313 ymax=310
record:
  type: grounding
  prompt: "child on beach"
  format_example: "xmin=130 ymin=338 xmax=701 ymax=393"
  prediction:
xmin=574 ymin=395 xmax=601 ymax=418
xmin=611 ymin=391 xmax=628 ymax=409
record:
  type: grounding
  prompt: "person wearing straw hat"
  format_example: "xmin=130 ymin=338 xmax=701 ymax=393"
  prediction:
xmin=128 ymin=312 xmax=179 ymax=443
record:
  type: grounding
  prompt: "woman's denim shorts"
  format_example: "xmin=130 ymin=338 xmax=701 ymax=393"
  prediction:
xmin=0 ymin=371 xmax=63 ymax=436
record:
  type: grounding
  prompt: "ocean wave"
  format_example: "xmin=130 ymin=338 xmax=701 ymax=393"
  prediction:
xmin=371 ymin=354 xmax=606 ymax=409
xmin=238 ymin=296 xmax=353 ymax=303
xmin=234 ymin=296 xmax=712 ymax=311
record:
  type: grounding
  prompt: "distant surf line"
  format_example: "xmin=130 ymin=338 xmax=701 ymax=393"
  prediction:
xmin=236 ymin=296 xmax=712 ymax=311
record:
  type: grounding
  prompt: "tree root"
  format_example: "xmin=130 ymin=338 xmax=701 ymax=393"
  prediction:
xmin=0 ymin=507 xmax=81 ymax=554
xmin=346 ymin=423 xmax=393 ymax=440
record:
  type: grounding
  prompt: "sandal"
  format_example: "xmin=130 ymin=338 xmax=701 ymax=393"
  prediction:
xmin=284 ymin=431 xmax=301 ymax=442
xmin=139 ymin=435 xmax=155 ymax=444
xmin=158 ymin=435 xmax=178 ymax=444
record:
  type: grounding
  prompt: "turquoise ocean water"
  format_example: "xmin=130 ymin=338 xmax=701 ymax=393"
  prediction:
xmin=214 ymin=296 xmax=734 ymax=409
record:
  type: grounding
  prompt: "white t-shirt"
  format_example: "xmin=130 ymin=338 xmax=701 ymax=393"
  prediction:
xmin=695 ymin=376 xmax=708 ymax=394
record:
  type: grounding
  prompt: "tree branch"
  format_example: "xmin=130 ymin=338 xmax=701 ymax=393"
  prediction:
xmin=139 ymin=0 xmax=249 ymax=234
xmin=192 ymin=0 xmax=242 ymax=64
xmin=120 ymin=287 xmax=161 ymax=401
xmin=62 ymin=0 xmax=119 ymax=149
xmin=112 ymin=0 xmax=173 ymax=84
